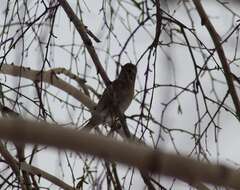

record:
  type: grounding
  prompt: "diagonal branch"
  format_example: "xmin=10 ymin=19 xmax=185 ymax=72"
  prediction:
xmin=193 ymin=0 xmax=240 ymax=118
xmin=0 ymin=64 xmax=96 ymax=110
xmin=20 ymin=162 xmax=74 ymax=190
xmin=57 ymin=0 xmax=111 ymax=86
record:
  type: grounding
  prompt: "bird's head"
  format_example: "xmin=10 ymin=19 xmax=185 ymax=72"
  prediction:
xmin=119 ymin=63 xmax=137 ymax=83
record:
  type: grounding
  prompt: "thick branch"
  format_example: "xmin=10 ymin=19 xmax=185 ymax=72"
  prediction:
xmin=0 ymin=64 xmax=96 ymax=110
xmin=0 ymin=119 xmax=240 ymax=189
xmin=193 ymin=0 xmax=240 ymax=118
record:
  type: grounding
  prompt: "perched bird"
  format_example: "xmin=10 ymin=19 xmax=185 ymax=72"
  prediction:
xmin=84 ymin=64 xmax=154 ymax=188
xmin=84 ymin=63 xmax=137 ymax=131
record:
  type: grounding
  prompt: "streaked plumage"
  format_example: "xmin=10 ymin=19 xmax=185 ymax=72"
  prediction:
xmin=85 ymin=63 xmax=137 ymax=130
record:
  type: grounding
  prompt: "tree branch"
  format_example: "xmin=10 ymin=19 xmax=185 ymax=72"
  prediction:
xmin=0 ymin=141 xmax=74 ymax=190
xmin=0 ymin=142 xmax=27 ymax=190
xmin=0 ymin=64 xmax=96 ymax=110
xmin=0 ymin=118 xmax=239 ymax=189
xmin=20 ymin=162 xmax=74 ymax=190
xmin=193 ymin=0 xmax=240 ymax=118
xmin=57 ymin=0 xmax=111 ymax=86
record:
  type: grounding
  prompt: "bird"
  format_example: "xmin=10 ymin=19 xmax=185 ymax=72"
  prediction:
xmin=84 ymin=63 xmax=137 ymax=132
xmin=83 ymin=64 xmax=154 ymax=188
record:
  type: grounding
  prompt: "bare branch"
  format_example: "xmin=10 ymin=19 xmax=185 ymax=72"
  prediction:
xmin=0 ymin=142 xmax=27 ymax=190
xmin=0 ymin=64 xmax=96 ymax=110
xmin=57 ymin=0 xmax=111 ymax=86
xmin=193 ymin=0 xmax=240 ymax=118
xmin=0 ymin=119 xmax=239 ymax=189
xmin=20 ymin=162 xmax=74 ymax=190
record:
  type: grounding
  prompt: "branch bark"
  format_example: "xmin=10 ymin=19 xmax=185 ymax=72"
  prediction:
xmin=0 ymin=64 xmax=96 ymax=110
xmin=0 ymin=118 xmax=240 ymax=189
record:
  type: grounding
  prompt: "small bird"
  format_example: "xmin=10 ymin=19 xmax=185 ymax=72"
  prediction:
xmin=84 ymin=63 xmax=137 ymax=131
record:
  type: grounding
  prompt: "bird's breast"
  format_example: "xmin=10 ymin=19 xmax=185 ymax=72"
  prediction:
xmin=117 ymin=84 xmax=134 ymax=112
